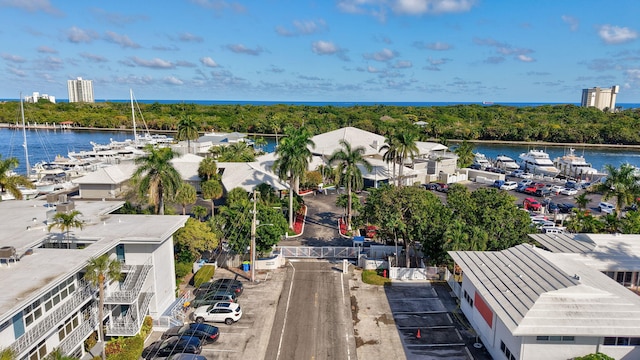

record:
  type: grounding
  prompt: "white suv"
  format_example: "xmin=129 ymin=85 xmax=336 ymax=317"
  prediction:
xmin=193 ymin=302 xmax=242 ymax=325
xmin=598 ymin=202 xmax=615 ymax=214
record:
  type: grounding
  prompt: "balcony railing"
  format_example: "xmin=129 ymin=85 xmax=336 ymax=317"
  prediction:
xmin=58 ymin=306 xmax=97 ymax=355
xmin=10 ymin=283 xmax=93 ymax=356
xmin=104 ymin=258 xmax=152 ymax=304
xmin=105 ymin=292 xmax=153 ymax=337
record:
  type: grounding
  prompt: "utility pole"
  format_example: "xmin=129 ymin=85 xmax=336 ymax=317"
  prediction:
xmin=250 ymin=189 xmax=257 ymax=283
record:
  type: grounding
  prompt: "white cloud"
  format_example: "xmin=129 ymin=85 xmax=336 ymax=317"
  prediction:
xmin=517 ymin=54 xmax=535 ymax=62
xmin=337 ymin=0 xmax=476 ymax=17
xmin=67 ymin=26 xmax=98 ymax=44
xmin=37 ymin=46 xmax=57 ymax=54
xmin=1 ymin=53 xmax=26 ymax=63
xmin=80 ymin=52 xmax=108 ymax=63
xmin=0 ymin=0 xmax=63 ymax=16
xmin=598 ymin=25 xmax=638 ymax=44
xmin=428 ymin=42 xmax=452 ymax=50
xmin=105 ymin=31 xmax=141 ymax=49
xmin=312 ymin=41 xmax=338 ymax=55
xmin=393 ymin=60 xmax=412 ymax=68
xmin=131 ymin=56 xmax=175 ymax=69
xmin=225 ymin=44 xmax=264 ymax=56
xmin=7 ymin=66 xmax=27 ymax=77
xmin=200 ymin=57 xmax=219 ymax=68
xmin=164 ymin=76 xmax=184 ymax=85
xmin=179 ymin=32 xmax=203 ymax=42
xmin=364 ymin=48 xmax=396 ymax=62
xmin=561 ymin=15 xmax=578 ymax=31
xmin=276 ymin=19 xmax=327 ymax=36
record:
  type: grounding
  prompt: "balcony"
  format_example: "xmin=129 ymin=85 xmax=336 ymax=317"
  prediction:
xmin=105 ymin=292 xmax=153 ymax=337
xmin=104 ymin=258 xmax=152 ymax=304
xmin=58 ymin=306 xmax=97 ymax=355
xmin=10 ymin=283 xmax=93 ymax=356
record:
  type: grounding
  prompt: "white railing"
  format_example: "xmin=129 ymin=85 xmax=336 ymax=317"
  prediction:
xmin=10 ymin=283 xmax=93 ymax=356
xmin=58 ymin=307 xmax=97 ymax=355
xmin=105 ymin=292 xmax=153 ymax=336
xmin=278 ymin=246 xmax=361 ymax=259
xmin=104 ymin=258 xmax=152 ymax=304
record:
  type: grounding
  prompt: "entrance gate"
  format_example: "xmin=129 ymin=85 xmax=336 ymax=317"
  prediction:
xmin=278 ymin=246 xmax=360 ymax=259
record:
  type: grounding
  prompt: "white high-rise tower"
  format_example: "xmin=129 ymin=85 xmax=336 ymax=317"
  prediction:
xmin=67 ymin=77 xmax=94 ymax=103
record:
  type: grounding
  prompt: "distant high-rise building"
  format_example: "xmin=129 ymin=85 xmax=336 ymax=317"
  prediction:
xmin=67 ymin=77 xmax=94 ymax=103
xmin=581 ymin=85 xmax=619 ymax=111
xmin=24 ymin=92 xmax=56 ymax=104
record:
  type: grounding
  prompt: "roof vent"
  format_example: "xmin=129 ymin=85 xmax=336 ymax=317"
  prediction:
xmin=573 ymin=274 xmax=581 ymax=280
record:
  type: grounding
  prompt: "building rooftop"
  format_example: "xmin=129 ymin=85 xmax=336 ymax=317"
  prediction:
xmin=0 ymin=198 xmax=188 ymax=323
xmin=449 ymin=244 xmax=640 ymax=337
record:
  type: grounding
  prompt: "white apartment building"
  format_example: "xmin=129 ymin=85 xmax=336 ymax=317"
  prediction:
xmin=67 ymin=78 xmax=94 ymax=103
xmin=449 ymin=242 xmax=640 ymax=360
xmin=24 ymin=92 xmax=56 ymax=104
xmin=0 ymin=198 xmax=188 ymax=359
xmin=581 ymin=85 xmax=619 ymax=111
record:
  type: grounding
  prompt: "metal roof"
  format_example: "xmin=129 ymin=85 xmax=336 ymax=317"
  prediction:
xmin=528 ymin=233 xmax=596 ymax=253
xmin=449 ymin=244 xmax=640 ymax=337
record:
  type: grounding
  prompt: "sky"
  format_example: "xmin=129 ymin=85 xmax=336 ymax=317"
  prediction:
xmin=1 ymin=0 xmax=640 ymax=103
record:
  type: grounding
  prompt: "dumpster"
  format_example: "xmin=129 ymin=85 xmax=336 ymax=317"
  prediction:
xmin=242 ymin=261 xmax=250 ymax=272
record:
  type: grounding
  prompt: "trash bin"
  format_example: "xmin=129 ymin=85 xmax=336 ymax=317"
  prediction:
xmin=242 ymin=261 xmax=250 ymax=272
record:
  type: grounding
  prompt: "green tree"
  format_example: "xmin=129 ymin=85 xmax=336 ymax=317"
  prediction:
xmin=273 ymin=127 xmax=315 ymax=229
xmin=197 ymin=157 xmax=218 ymax=181
xmin=176 ymin=115 xmax=200 ymax=153
xmin=597 ymin=163 xmax=640 ymax=218
xmin=379 ymin=133 xmax=399 ymax=186
xmin=565 ymin=210 xmax=603 ymax=233
xmin=574 ymin=192 xmax=592 ymax=211
xmin=574 ymin=352 xmax=614 ymax=360
xmin=453 ymin=140 xmax=474 ymax=168
xmin=47 ymin=210 xmax=84 ymax=249
xmin=329 ymin=140 xmax=372 ymax=231
xmin=132 ymin=146 xmax=182 ymax=215
xmin=201 ymin=179 xmax=223 ymax=218
xmin=620 ymin=210 xmax=640 ymax=234
xmin=192 ymin=205 xmax=208 ymax=221
xmin=84 ymin=254 xmax=122 ymax=360
xmin=174 ymin=218 xmax=219 ymax=261
xmin=253 ymin=136 xmax=267 ymax=153
xmin=393 ymin=131 xmax=420 ymax=187
xmin=210 ymin=142 xmax=256 ymax=162
xmin=0 ymin=348 xmax=16 ymax=360
xmin=0 ymin=156 xmax=34 ymax=200
xmin=174 ymin=183 xmax=197 ymax=215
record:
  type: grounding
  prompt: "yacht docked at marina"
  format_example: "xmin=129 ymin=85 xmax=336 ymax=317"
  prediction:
xmin=495 ymin=154 xmax=521 ymax=171
xmin=553 ymin=148 xmax=600 ymax=180
xmin=519 ymin=149 xmax=560 ymax=177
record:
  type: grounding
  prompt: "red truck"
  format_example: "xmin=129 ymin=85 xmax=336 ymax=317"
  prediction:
xmin=523 ymin=197 xmax=542 ymax=212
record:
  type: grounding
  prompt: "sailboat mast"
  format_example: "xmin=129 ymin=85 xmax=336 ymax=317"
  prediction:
xmin=130 ymin=88 xmax=137 ymax=141
xmin=20 ymin=93 xmax=31 ymax=176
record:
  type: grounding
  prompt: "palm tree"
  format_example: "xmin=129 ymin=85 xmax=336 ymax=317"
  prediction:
xmin=84 ymin=254 xmax=122 ymax=360
xmin=597 ymin=163 xmax=640 ymax=218
xmin=198 ymin=157 xmax=218 ymax=181
xmin=201 ymin=179 xmax=223 ymax=219
xmin=273 ymin=127 xmax=315 ymax=229
xmin=47 ymin=210 xmax=84 ymax=249
xmin=454 ymin=140 xmax=474 ymax=168
xmin=574 ymin=192 xmax=592 ymax=211
xmin=174 ymin=183 xmax=197 ymax=215
xmin=379 ymin=133 xmax=399 ymax=186
xmin=132 ymin=146 xmax=182 ymax=215
xmin=253 ymin=136 xmax=267 ymax=154
xmin=0 ymin=156 xmax=34 ymax=200
xmin=176 ymin=115 xmax=200 ymax=154
xmin=328 ymin=140 xmax=372 ymax=231
xmin=192 ymin=205 xmax=208 ymax=221
xmin=393 ymin=132 xmax=420 ymax=187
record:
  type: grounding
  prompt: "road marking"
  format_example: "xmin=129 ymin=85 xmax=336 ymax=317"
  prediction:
xmin=276 ymin=262 xmax=295 ymax=360
xmin=341 ymin=272 xmax=351 ymax=360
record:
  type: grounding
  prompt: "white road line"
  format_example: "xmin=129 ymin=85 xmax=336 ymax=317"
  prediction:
xmin=276 ymin=262 xmax=295 ymax=360
xmin=341 ymin=272 xmax=351 ymax=360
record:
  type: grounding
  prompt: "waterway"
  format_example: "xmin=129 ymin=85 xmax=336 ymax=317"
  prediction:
xmin=1 ymin=127 xmax=639 ymax=176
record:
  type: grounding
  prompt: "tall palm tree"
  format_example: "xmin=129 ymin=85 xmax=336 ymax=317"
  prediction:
xmin=379 ymin=133 xmax=399 ymax=186
xmin=47 ymin=210 xmax=84 ymax=249
xmin=176 ymin=115 xmax=200 ymax=154
xmin=454 ymin=140 xmax=475 ymax=168
xmin=393 ymin=132 xmax=419 ymax=187
xmin=133 ymin=146 xmax=182 ymax=215
xmin=574 ymin=192 xmax=592 ymax=211
xmin=0 ymin=156 xmax=34 ymax=200
xmin=597 ymin=163 xmax=640 ymax=218
xmin=329 ymin=140 xmax=373 ymax=231
xmin=174 ymin=183 xmax=197 ymax=215
xmin=84 ymin=254 xmax=122 ymax=360
xmin=198 ymin=157 xmax=218 ymax=181
xmin=201 ymin=179 xmax=223 ymax=219
xmin=273 ymin=127 xmax=315 ymax=229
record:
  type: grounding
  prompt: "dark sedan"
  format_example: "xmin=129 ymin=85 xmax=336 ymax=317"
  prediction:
xmin=161 ymin=323 xmax=220 ymax=344
xmin=194 ymin=278 xmax=243 ymax=297
xmin=557 ymin=203 xmax=576 ymax=214
xmin=141 ymin=336 xmax=202 ymax=360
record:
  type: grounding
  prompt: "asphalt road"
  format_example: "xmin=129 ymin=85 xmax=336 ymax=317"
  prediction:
xmin=265 ymin=260 xmax=356 ymax=360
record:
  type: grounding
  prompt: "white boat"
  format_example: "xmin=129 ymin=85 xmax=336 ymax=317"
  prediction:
xmin=553 ymin=148 xmax=600 ymax=180
xmin=495 ymin=155 xmax=520 ymax=171
xmin=519 ymin=149 xmax=560 ymax=177
xmin=473 ymin=153 xmax=491 ymax=168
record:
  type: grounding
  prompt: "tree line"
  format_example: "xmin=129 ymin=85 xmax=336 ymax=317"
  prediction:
xmin=3 ymin=100 xmax=640 ymax=144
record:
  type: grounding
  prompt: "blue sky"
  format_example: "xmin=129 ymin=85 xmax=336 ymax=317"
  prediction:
xmin=1 ymin=0 xmax=639 ymax=103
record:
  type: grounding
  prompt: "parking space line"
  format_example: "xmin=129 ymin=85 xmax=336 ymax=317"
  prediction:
xmin=275 ymin=262 xmax=295 ymax=360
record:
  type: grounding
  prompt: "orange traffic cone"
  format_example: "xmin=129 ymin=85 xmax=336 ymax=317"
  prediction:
xmin=416 ymin=329 xmax=421 ymax=339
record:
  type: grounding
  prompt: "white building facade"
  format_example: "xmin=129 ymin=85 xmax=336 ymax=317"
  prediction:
xmin=581 ymin=85 xmax=619 ymax=111
xmin=67 ymin=78 xmax=94 ymax=103
xmin=24 ymin=92 xmax=56 ymax=104
xmin=0 ymin=199 xmax=188 ymax=359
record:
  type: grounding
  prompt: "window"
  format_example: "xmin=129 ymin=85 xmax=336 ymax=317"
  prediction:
xmin=500 ymin=341 xmax=516 ymax=360
xmin=463 ymin=290 xmax=473 ymax=307
xmin=536 ymin=336 xmax=575 ymax=342
xmin=28 ymin=340 xmax=47 ymax=360
xmin=604 ymin=337 xmax=640 ymax=346
xmin=58 ymin=313 xmax=80 ymax=341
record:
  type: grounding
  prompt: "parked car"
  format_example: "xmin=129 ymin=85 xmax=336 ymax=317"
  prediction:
xmin=550 ymin=185 xmax=565 ymax=195
xmin=142 ymin=336 xmax=202 ymax=360
xmin=435 ymin=183 xmax=449 ymax=193
xmin=534 ymin=188 xmax=551 ymax=197
xmin=193 ymin=302 xmax=243 ymax=325
xmin=189 ymin=291 xmax=237 ymax=308
xmin=492 ymin=179 xmax=506 ymax=188
xmin=541 ymin=226 xmax=566 ymax=234
xmin=166 ymin=355 xmax=208 ymax=360
xmin=515 ymin=183 xmax=528 ymax=193
xmin=194 ymin=278 xmax=244 ymax=297
xmin=519 ymin=179 xmax=534 ymax=186
xmin=542 ymin=199 xmax=559 ymax=213
xmin=560 ymin=188 xmax=578 ymax=196
xmin=599 ymin=202 xmax=615 ymax=214
xmin=161 ymin=323 xmax=220 ymax=344
xmin=500 ymin=181 xmax=518 ymax=191
xmin=523 ymin=197 xmax=542 ymax=212
xmin=422 ymin=183 xmax=438 ymax=191
xmin=557 ymin=203 xmax=576 ymax=214
xmin=524 ymin=186 xmax=538 ymax=195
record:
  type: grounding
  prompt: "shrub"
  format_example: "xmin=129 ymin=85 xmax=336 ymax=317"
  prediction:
xmin=192 ymin=265 xmax=215 ymax=288
xmin=175 ymin=262 xmax=192 ymax=279
xmin=106 ymin=335 xmax=144 ymax=360
xmin=362 ymin=270 xmax=391 ymax=286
